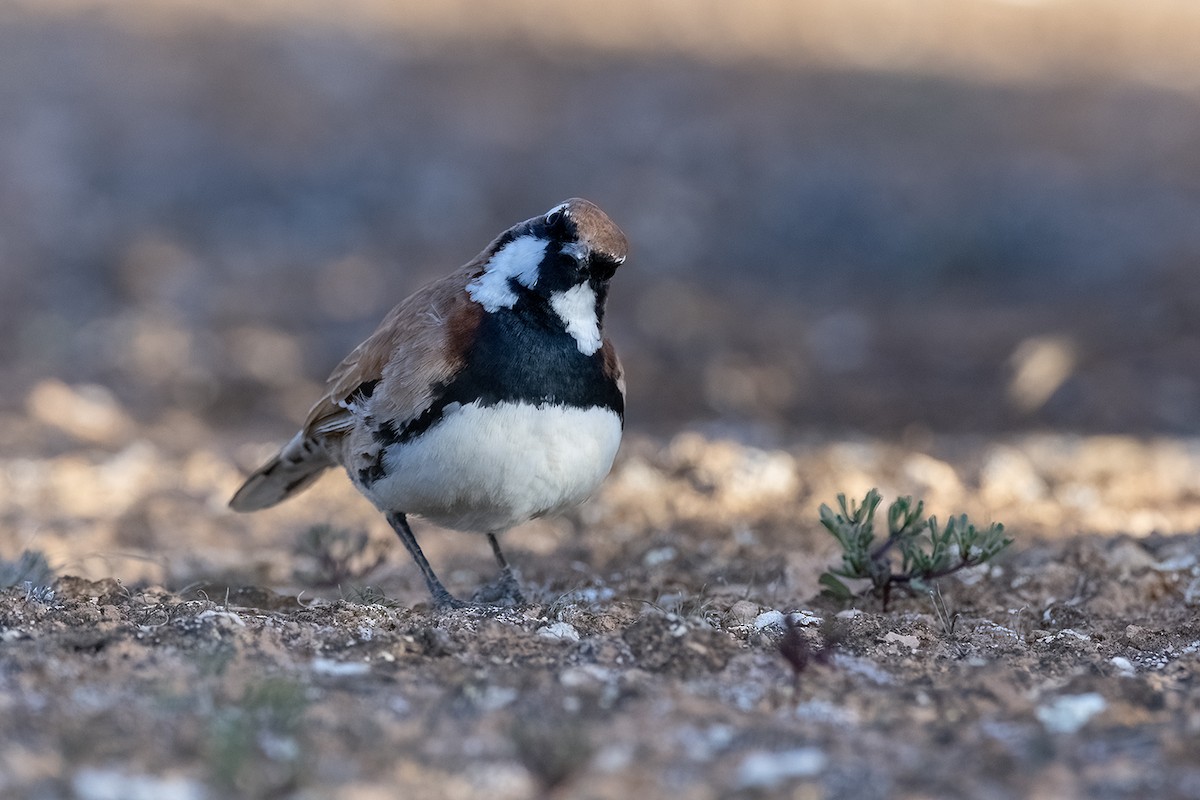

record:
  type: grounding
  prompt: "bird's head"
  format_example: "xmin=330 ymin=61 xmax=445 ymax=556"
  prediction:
xmin=466 ymin=198 xmax=627 ymax=312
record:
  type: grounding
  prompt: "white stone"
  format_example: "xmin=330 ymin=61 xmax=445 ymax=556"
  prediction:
xmin=1036 ymin=693 xmax=1107 ymax=734
xmin=1110 ymin=656 xmax=1135 ymax=674
xmin=195 ymin=609 xmax=245 ymax=627
xmin=736 ymin=748 xmax=827 ymax=789
xmin=980 ymin=445 xmax=1047 ymax=504
xmin=883 ymin=631 xmax=920 ymax=651
xmin=537 ymin=622 xmax=581 ymax=642
xmin=642 ymin=546 xmax=677 ymax=567
xmin=72 ymin=768 xmax=205 ymax=800
xmin=311 ymin=658 xmax=371 ymax=676
xmin=728 ymin=600 xmax=760 ymax=625
xmin=754 ymin=610 xmax=785 ymax=630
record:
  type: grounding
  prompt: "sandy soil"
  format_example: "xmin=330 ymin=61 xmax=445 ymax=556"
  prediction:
xmin=3 ymin=411 xmax=1200 ymax=799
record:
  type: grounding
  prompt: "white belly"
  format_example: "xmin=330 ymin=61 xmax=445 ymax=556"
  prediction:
xmin=360 ymin=401 xmax=622 ymax=532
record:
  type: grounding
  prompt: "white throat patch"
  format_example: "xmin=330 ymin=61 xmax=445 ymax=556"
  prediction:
xmin=550 ymin=283 xmax=602 ymax=355
xmin=467 ymin=235 xmax=547 ymax=311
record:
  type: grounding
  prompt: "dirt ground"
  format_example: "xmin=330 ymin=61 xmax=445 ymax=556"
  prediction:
xmin=4 ymin=3 xmax=1200 ymax=799
xmin=3 ymin=416 xmax=1200 ymax=799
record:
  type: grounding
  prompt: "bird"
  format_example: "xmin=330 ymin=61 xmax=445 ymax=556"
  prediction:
xmin=229 ymin=198 xmax=628 ymax=608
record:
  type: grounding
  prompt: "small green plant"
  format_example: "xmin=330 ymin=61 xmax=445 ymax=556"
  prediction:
xmin=818 ymin=489 xmax=1012 ymax=607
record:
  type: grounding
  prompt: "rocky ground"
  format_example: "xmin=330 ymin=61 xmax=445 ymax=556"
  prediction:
xmin=3 ymin=387 xmax=1200 ymax=799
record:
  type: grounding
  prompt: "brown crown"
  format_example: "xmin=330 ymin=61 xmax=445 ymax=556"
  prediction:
xmin=559 ymin=198 xmax=628 ymax=264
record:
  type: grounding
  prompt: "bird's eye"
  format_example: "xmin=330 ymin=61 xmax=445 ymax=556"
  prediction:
xmin=560 ymin=243 xmax=587 ymax=268
xmin=545 ymin=210 xmax=563 ymax=229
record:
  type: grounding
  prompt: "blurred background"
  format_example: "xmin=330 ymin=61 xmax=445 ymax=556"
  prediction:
xmin=4 ymin=0 xmax=1200 ymax=447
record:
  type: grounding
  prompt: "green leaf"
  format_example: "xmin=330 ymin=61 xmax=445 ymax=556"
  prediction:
xmin=816 ymin=486 xmax=1014 ymax=603
xmin=819 ymin=572 xmax=854 ymax=600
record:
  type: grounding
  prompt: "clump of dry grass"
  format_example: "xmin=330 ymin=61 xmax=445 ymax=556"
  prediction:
xmin=0 ymin=550 xmax=54 ymax=593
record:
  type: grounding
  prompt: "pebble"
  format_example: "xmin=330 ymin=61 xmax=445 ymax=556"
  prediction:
xmin=71 ymin=768 xmax=205 ymax=800
xmin=1110 ymin=656 xmax=1135 ymax=674
xmin=1102 ymin=539 xmax=1159 ymax=576
xmin=753 ymin=610 xmax=784 ymax=630
xmin=1036 ymin=693 xmax=1107 ymax=734
xmin=643 ymin=546 xmax=677 ymax=567
xmin=789 ymin=611 xmax=823 ymax=626
xmin=736 ymin=748 xmax=827 ymax=789
xmin=537 ymin=622 xmax=581 ymax=642
xmin=1123 ymin=624 xmax=1156 ymax=651
xmin=559 ymin=665 xmax=613 ymax=687
xmin=196 ymin=609 xmax=245 ymax=627
xmin=311 ymin=658 xmax=370 ymax=676
xmin=883 ymin=631 xmax=920 ymax=651
xmin=1184 ymin=576 xmax=1200 ymax=607
xmin=901 ymin=452 xmax=963 ymax=498
xmin=980 ymin=445 xmax=1047 ymax=504
xmin=728 ymin=600 xmax=759 ymax=625
xmin=1154 ymin=553 xmax=1197 ymax=572
xmin=26 ymin=380 xmax=134 ymax=445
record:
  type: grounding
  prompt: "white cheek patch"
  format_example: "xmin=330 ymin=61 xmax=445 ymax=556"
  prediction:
xmin=467 ymin=235 xmax=547 ymax=311
xmin=550 ymin=283 xmax=602 ymax=355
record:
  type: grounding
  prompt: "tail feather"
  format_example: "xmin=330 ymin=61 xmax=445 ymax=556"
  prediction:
xmin=229 ymin=432 xmax=334 ymax=512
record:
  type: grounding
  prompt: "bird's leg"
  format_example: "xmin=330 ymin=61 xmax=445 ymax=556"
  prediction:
xmin=483 ymin=531 xmax=525 ymax=605
xmin=386 ymin=512 xmax=467 ymax=609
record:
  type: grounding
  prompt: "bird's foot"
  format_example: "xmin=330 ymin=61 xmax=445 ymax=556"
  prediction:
xmin=470 ymin=569 xmax=526 ymax=606
xmin=431 ymin=588 xmax=472 ymax=610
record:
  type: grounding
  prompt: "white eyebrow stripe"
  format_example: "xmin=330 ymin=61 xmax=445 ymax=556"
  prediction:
xmin=466 ymin=235 xmax=548 ymax=311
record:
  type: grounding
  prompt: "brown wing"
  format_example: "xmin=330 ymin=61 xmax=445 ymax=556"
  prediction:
xmin=303 ymin=271 xmax=483 ymax=438
xmin=229 ymin=270 xmax=484 ymax=513
xmin=599 ymin=337 xmax=625 ymax=398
